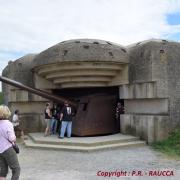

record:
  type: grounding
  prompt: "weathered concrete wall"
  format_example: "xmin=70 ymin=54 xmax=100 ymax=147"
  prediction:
xmin=2 ymin=54 xmax=36 ymax=85
xmin=32 ymin=39 xmax=128 ymax=67
xmin=127 ymin=40 xmax=169 ymax=97
xmin=120 ymin=82 xmax=157 ymax=99
xmin=2 ymin=54 xmax=48 ymax=133
xmin=121 ymin=114 xmax=170 ymax=143
xmin=120 ymin=39 xmax=180 ymax=142
xmin=164 ymin=42 xmax=180 ymax=128
xmin=34 ymin=73 xmax=60 ymax=89
xmin=9 ymin=102 xmax=46 ymax=132
xmin=2 ymin=54 xmax=36 ymax=104
xmin=125 ymin=99 xmax=168 ymax=115
xmin=32 ymin=39 xmax=129 ymax=89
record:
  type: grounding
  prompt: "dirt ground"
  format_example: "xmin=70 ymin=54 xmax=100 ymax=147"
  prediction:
xmin=6 ymin=142 xmax=180 ymax=180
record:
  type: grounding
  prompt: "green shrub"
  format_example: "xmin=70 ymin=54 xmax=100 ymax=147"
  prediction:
xmin=152 ymin=128 xmax=180 ymax=158
xmin=0 ymin=92 xmax=3 ymax=104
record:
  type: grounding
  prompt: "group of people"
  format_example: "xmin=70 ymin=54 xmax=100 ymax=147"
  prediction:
xmin=44 ymin=100 xmax=75 ymax=139
xmin=0 ymin=101 xmax=75 ymax=179
xmin=0 ymin=101 xmax=124 ymax=179
xmin=44 ymin=100 xmax=124 ymax=139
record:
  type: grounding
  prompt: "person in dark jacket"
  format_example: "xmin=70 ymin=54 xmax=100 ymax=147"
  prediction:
xmin=115 ymin=102 xmax=125 ymax=130
xmin=116 ymin=102 xmax=125 ymax=120
xmin=59 ymin=101 xmax=75 ymax=138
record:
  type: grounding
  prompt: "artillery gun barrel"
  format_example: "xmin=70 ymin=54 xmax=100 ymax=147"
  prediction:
xmin=0 ymin=76 xmax=77 ymax=107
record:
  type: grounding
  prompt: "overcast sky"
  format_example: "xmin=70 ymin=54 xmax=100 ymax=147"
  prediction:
xmin=0 ymin=0 xmax=180 ymax=86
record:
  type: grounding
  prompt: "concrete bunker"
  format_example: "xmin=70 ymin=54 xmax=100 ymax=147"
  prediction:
xmin=2 ymin=38 xmax=180 ymax=143
xmin=2 ymin=39 xmax=128 ymax=137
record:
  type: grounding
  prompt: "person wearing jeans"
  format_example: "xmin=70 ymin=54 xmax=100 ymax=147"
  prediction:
xmin=51 ymin=104 xmax=58 ymax=134
xmin=60 ymin=121 xmax=72 ymax=138
xmin=51 ymin=117 xmax=57 ymax=134
xmin=0 ymin=105 xmax=20 ymax=180
xmin=59 ymin=101 xmax=75 ymax=138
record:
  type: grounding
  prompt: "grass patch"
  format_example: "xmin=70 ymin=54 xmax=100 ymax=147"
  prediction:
xmin=152 ymin=128 xmax=180 ymax=158
xmin=0 ymin=92 xmax=3 ymax=104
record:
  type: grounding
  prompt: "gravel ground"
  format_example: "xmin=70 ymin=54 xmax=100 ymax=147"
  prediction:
xmin=6 ymin=143 xmax=180 ymax=180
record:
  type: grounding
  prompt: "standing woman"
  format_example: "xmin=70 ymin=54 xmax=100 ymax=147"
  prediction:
xmin=0 ymin=105 xmax=20 ymax=180
xmin=44 ymin=103 xmax=52 ymax=136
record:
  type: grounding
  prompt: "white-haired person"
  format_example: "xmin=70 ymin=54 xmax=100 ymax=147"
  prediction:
xmin=0 ymin=105 xmax=20 ymax=180
xmin=12 ymin=109 xmax=25 ymax=139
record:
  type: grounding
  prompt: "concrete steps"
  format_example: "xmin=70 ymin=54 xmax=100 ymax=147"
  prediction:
xmin=24 ymin=133 xmax=146 ymax=152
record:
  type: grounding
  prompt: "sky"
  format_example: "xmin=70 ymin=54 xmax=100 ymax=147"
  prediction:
xmin=0 ymin=0 xmax=180 ymax=89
